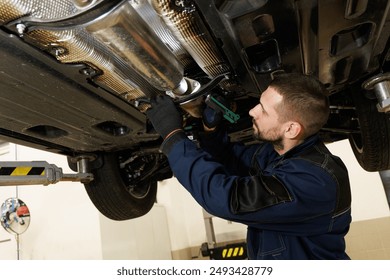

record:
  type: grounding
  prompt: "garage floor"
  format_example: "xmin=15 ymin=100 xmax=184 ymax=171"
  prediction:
xmin=346 ymin=216 xmax=390 ymax=259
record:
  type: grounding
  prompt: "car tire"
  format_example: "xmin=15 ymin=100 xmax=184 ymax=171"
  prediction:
xmin=349 ymin=92 xmax=390 ymax=171
xmin=84 ymin=153 xmax=157 ymax=221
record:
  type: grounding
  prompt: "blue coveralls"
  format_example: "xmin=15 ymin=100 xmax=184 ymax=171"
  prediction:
xmin=163 ymin=129 xmax=352 ymax=259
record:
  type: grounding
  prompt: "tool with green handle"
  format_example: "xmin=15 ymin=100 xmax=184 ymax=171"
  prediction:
xmin=205 ymin=94 xmax=240 ymax=123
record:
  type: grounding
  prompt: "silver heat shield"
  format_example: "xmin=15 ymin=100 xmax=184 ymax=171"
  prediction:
xmin=85 ymin=1 xmax=186 ymax=93
xmin=0 ymin=0 xmax=230 ymax=105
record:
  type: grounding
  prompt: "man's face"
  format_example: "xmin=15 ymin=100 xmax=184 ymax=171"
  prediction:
xmin=249 ymin=86 xmax=285 ymax=144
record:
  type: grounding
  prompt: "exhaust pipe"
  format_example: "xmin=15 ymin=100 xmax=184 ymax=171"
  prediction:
xmin=151 ymin=0 xmax=231 ymax=79
xmin=85 ymin=1 xmax=188 ymax=95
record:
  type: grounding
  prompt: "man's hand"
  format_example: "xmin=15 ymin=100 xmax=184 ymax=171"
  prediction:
xmin=202 ymin=105 xmax=222 ymax=130
xmin=145 ymin=95 xmax=183 ymax=139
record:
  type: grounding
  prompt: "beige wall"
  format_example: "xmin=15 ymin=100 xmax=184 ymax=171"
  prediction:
xmin=99 ymin=204 xmax=172 ymax=260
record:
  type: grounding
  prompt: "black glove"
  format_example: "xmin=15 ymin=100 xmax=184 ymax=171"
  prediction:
xmin=202 ymin=105 xmax=222 ymax=129
xmin=203 ymin=94 xmax=230 ymax=129
xmin=145 ymin=95 xmax=183 ymax=139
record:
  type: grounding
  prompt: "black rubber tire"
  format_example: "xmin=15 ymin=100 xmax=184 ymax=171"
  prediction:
xmin=84 ymin=153 xmax=157 ymax=221
xmin=349 ymin=92 xmax=390 ymax=171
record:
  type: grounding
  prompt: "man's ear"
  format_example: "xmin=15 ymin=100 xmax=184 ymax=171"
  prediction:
xmin=284 ymin=122 xmax=302 ymax=139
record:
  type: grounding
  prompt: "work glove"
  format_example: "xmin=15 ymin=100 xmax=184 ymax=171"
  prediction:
xmin=202 ymin=94 xmax=230 ymax=130
xmin=146 ymin=95 xmax=188 ymax=155
xmin=145 ymin=95 xmax=183 ymax=139
xmin=202 ymin=105 xmax=223 ymax=129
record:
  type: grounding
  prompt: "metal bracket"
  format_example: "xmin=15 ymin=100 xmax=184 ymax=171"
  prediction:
xmin=363 ymin=73 xmax=390 ymax=113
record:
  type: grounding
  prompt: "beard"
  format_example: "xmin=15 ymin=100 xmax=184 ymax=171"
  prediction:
xmin=253 ymin=123 xmax=284 ymax=151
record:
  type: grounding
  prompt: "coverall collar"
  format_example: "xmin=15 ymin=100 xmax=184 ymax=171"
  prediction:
xmin=276 ymin=134 xmax=320 ymax=159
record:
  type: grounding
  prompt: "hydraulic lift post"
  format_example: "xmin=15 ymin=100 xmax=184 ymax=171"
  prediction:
xmin=0 ymin=159 xmax=93 ymax=186
xmin=200 ymin=209 xmax=247 ymax=260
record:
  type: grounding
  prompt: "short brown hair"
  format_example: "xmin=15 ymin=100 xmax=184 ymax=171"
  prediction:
xmin=269 ymin=73 xmax=329 ymax=138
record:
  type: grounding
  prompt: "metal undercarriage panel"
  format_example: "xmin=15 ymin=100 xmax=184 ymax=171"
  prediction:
xmin=0 ymin=30 xmax=155 ymax=154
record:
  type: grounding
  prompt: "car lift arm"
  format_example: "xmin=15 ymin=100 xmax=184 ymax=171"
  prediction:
xmin=0 ymin=160 xmax=93 ymax=186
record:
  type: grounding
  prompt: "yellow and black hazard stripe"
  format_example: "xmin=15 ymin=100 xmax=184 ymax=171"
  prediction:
xmin=222 ymin=246 xmax=245 ymax=258
xmin=208 ymin=242 xmax=248 ymax=260
xmin=0 ymin=166 xmax=45 ymax=176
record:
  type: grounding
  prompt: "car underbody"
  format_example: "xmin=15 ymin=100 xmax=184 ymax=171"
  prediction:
xmin=0 ymin=0 xmax=389 ymax=220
